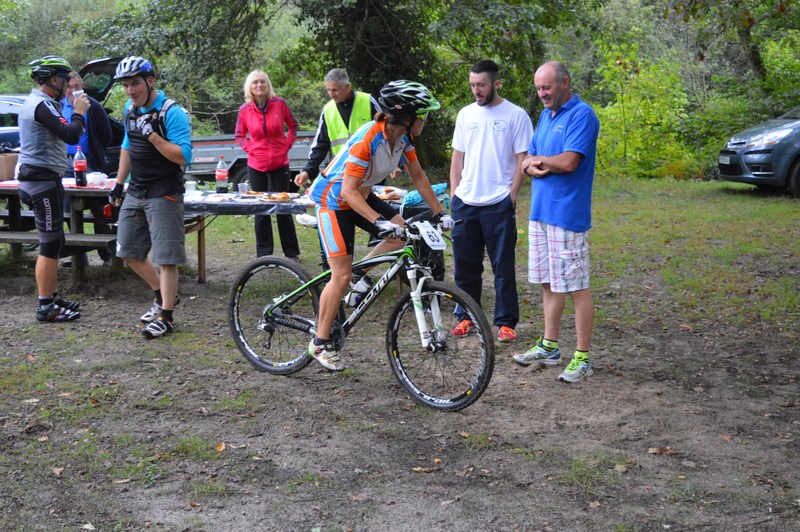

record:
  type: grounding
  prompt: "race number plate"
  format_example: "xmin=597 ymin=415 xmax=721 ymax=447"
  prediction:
xmin=414 ymin=220 xmax=446 ymax=251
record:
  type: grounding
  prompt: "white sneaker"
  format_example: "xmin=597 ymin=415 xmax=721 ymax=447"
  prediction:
xmin=558 ymin=356 xmax=593 ymax=383
xmin=142 ymin=316 xmax=174 ymax=339
xmin=307 ymin=339 xmax=345 ymax=371
xmin=140 ymin=294 xmax=181 ymax=323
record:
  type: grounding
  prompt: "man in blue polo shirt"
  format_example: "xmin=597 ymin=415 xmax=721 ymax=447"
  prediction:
xmin=513 ymin=61 xmax=600 ymax=384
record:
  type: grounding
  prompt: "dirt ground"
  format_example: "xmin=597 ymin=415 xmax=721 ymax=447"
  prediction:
xmin=0 ymin=238 xmax=798 ymax=531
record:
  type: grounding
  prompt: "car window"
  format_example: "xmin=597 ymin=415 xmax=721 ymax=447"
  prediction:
xmin=82 ymin=71 xmax=115 ymax=103
xmin=0 ymin=100 xmax=21 ymax=127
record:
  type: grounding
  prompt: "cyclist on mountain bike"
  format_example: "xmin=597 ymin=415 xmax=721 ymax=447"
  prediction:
xmin=301 ymin=80 xmax=454 ymax=371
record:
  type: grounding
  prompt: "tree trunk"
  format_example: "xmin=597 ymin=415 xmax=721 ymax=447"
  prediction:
xmin=737 ymin=24 xmax=767 ymax=86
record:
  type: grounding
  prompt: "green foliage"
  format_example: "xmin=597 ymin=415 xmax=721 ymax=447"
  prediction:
xmin=0 ymin=0 xmax=27 ymax=41
xmin=4 ymin=0 xmax=800 ymax=179
xmin=595 ymin=40 xmax=696 ymax=179
xmin=268 ymin=37 xmax=329 ymax=130
xmin=291 ymin=0 xmax=438 ymax=93
xmin=84 ymin=0 xmax=277 ymax=132
xmin=431 ymin=0 xmax=581 ymax=115
xmin=762 ymin=30 xmax=800 ymax=109
xmin=0 ymin=0 xmax=118 ymax=87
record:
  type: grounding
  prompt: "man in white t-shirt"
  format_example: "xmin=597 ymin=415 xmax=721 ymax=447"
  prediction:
xmin=449 ymin=59 xmax=533 ymax=343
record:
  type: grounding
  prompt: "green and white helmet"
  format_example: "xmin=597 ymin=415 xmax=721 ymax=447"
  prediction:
xmin=378 ymin=80 xmax=440 ymax=116
xmin=29 ymin=55 xmax=73 ymax=81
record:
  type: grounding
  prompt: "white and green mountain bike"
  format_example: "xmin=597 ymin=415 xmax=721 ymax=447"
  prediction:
xmin=228 ymin=211 xmax=495 ymax=412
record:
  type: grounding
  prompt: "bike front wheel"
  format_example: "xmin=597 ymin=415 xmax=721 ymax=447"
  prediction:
xmin=386 ymin=281 xmax=495 ymax=411
xmin=229 ymin=256 xmax=318 ymax=375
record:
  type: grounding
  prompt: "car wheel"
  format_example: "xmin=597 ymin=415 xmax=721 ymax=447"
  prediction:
xmin=789 ymin=163 xmax=800 ymax=199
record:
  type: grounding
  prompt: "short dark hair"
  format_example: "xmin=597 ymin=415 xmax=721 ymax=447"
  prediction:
xmin=471 ymin=60 xmax=500 ymax=82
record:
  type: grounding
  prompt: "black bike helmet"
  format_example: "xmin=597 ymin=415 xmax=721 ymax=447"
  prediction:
xmin=29 ymin=55 xmax=73 ymax=81
xmin=114 ymin=56 xmax=155 ymax=79
xmin=378 ymin=80 xmax=440 ymax=117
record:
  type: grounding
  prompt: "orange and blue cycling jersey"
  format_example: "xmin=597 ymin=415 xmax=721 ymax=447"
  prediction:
xmin=308 ymin=119 xmax=417 ymax=210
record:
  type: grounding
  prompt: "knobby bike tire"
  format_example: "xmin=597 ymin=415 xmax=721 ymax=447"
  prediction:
xmin=385 ymin=281 xmax=495 ymax=411
xmin=229 ymin=256 xmax=319 ymax=375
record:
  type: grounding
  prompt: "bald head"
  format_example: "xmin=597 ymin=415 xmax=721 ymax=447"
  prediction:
xmin=534 ymin=61 xmax=572 ymax=113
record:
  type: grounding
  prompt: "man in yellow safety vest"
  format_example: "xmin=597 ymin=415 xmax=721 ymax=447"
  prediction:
xmin=294 ymin=68 xmax=378 ymax=187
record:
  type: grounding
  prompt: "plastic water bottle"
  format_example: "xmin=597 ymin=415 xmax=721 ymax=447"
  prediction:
xmin=344 ymin=274 xmax=373 ymax=307
xmin=74 ymin=146 xmax=87 ymax=186
xmin=215 ymin=155 xmax=229 ymax=193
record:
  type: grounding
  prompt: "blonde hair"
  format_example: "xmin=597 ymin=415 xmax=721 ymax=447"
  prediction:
xmin=243 ymin=70 xmax=276 ymax=103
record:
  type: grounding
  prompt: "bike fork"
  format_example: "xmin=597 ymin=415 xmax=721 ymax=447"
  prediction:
xmin=406 ymin=270 xmax=443 ymax=351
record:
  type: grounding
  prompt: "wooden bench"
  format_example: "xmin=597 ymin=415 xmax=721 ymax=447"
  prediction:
xmin=0 ymin=231 xmax=116 ymax=248
xmin=0 ymin=209 xmax=36 ymax=231
xmin=0 ymin=232 xmax=118 ymax=283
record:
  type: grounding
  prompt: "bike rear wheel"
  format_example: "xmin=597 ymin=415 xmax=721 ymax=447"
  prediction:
xmin=229 ymin=256 xmax=318 ymax=375
xmin=386 ymin=281 xmax=494 ymax=411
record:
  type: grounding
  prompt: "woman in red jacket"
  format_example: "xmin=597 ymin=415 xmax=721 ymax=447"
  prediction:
xmin=235 ymin=70 xmax=300 ymax=259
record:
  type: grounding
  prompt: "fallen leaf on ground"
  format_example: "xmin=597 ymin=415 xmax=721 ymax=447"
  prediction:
xmin=215 ymin=441 xmax=226 ymax=452
xmin=647 ymin=447 xmax=678 ymax=455
xmin=53 ymin=467 xmax=64 ymax=477
xmin=412 ymin=466 xmax=439 ymax=473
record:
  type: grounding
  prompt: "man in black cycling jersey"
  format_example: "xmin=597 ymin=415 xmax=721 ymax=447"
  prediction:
xmin=17 ymin=55 xmax=90 ymax=322
xmin=108 ymin=56 xmax=193 ymax=340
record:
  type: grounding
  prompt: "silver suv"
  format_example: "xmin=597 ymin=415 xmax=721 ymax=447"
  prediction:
xmin=718 ymin=107 xmax=800 ymax=198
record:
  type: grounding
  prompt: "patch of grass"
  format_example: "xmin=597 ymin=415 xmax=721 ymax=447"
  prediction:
xmin=552 ymin=451 xmax=621 ymax=497
xmin=507 ymin=446 xmax=547 ymax=464
xmin=280 ymin=471 xmax=335 ymax=494
xmin=190 ymin=478 xmax=229 ymax=498
xmin=0 ymin=355 xmax=62 ymax=395
xmin=219 ymin=390 xmax=258 ymax=413
xmin=463 ymin=431 xmax=494 ymax=451
xmin=173 ymin=435 xmax=219 ymax=460
xmin=113 ymin=458 xmax=164 ymax=486
xmin=590 ymin=179 xmax=799 ymax=329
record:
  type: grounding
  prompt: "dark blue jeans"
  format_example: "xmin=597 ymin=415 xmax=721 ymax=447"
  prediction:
xmin=451 ymin=194 xmax=519 ymax=327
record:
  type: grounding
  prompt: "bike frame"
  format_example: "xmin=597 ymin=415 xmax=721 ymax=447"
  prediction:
xmin=264 ymin=230 xmax=445 ymax=351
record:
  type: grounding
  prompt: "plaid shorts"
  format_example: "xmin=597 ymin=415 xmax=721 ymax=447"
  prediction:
xmin=528 ymin=221 xmax=590 ymax=293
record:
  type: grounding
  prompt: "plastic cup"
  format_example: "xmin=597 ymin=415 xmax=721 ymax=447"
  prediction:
xmin=238 ymin=182 xmax=249 ymax=195
xmin=186 ymin=180 xmax=197 ymax=191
